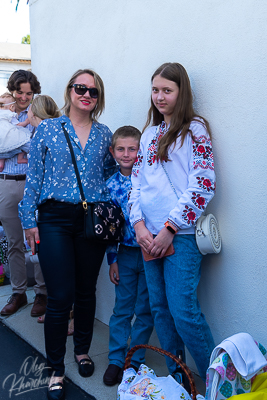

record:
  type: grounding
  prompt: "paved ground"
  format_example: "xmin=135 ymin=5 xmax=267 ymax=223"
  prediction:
xmin=0 ymin=321 xmax=96 ymax=400
xmin=0 ymin=284 xmax=205 ymax=399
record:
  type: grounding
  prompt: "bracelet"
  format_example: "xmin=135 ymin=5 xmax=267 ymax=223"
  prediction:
xmin=164 ymin=221 xmax=178 ymax=235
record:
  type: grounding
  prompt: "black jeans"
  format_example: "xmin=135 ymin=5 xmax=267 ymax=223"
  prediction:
xmin=38 ymin=200 xmax=106 ymax=376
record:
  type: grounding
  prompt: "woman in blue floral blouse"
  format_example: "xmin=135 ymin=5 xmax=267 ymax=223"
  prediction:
xmin=19 ymin=69 xmax=116 ymax=400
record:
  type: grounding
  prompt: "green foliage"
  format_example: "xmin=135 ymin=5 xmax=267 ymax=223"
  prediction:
xmin=21 ymin=34 xmax=31 ymax=44
xmin=15 ymin=0 xmax=29 ymax=12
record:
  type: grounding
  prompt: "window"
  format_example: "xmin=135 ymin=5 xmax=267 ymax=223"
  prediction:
xmin=0 ymin=70 xmax=13 ymax=93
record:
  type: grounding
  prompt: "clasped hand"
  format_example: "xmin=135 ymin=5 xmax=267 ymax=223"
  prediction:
xmin=134 ymin=221 xmax=174 ymax=258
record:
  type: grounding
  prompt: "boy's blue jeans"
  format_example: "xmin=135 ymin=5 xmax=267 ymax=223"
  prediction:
xmin=143 ymin=234 xmax=215 ymax=381
xmin=108 ymin=245 xmax=154 ymax=368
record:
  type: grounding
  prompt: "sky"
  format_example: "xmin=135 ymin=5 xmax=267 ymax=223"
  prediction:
xmin=0 ymin=0 xmax=30 ymax=43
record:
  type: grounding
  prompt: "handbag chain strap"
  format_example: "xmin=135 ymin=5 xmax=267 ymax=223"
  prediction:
xmin=161 ymin=162 xmax=180 ymax=201
xmin=155 ymin=124 xmax=180 ymax=201
xmin=61 ymin=122 xmax=88 ymax=210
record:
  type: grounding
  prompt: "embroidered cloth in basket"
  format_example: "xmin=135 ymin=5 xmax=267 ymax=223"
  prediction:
xmin=117 ymin=364 xmax=204 ymax=400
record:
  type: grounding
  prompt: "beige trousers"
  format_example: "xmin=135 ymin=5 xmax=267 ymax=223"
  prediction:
xmin=0 ymin=179 xmax=46 ymax=295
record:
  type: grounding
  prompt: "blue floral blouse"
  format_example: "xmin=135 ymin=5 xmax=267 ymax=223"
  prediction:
xmin=19 ymin=115 xmax=117 ymax=229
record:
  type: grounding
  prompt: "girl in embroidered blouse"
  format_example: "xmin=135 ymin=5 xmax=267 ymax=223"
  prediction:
xmin=20 ymin=69 xmax=116 ymax=399
xmin=129 ymin=62 xmax=215 ymax=382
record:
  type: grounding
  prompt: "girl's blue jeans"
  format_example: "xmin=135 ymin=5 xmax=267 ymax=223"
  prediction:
xmin=37 ymin=200 xmax=106 ymax=376
xmin=108 ymin=245 xmax=154 ymax=368
xmin=143 ymin=234 xmax=214 ymax=381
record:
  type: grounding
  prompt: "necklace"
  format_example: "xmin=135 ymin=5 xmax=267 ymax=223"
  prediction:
xmin=72 ymin=121 xmax=91 ymax=128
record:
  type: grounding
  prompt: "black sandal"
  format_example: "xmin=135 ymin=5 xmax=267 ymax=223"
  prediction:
xmin=47 ymin=381 xmax=65 ymax=400
xmin=74 ymin=354 xmax=94 ymax=377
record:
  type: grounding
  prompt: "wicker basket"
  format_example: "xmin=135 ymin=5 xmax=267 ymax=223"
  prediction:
xmin=124 ymin=344 xmax=197 ymax=400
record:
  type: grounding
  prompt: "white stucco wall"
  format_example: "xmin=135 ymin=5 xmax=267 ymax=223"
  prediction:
xmin=0 ymin=61 xmax=31 ymax=93
xmin=29 ymin=0 xmax=267 ymax=373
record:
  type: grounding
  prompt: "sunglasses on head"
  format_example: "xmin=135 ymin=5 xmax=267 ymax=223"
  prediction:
xmin=70 ymin=84 xmax=98 ymax=98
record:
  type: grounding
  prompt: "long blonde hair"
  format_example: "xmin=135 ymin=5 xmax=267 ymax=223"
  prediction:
xmin=31 ymin=95 xmax=60 ymax=120
xmin=143 ymin=63 xmax=212 ymax=162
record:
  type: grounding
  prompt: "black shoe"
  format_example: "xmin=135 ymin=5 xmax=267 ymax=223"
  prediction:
xmin=74 ymin=354 xmax=94 ymax=377
xmin=117 ymin=364 xmax=138 ymax=383
xmin=47 ymin=381 xmax=65 ymax=400
xmin=103 ymin=364 xmax=122 ymax=386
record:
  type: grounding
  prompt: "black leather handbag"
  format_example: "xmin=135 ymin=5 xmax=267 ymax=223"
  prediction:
xmin=62 ymin=123 xmax=124 ymax=242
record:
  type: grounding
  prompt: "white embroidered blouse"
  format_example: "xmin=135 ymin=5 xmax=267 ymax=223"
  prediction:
xmin=129 ymin=120 xmax=216 ymax=235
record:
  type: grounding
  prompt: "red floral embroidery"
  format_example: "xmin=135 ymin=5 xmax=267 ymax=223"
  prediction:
xmin=193 ymin=135 xmax=214 ymax=170
xmin=182 ymin=205 xmax=196 ymax=225
xmin=192 ymin=192 xmax=206 ymax=210
xmin=132 ymin=150 xmax=143 ymax=177
xmin=127 ymin=187 xmax=132 ymax=201
xmin=203 ymin=179 xmax=211 ymax=187
xmin=147 ymin=122 xmax=167 ymax=166
xmin=188 ymin=211 xmax=196 ymax=220
xmin=197 ymin=177 xmax=216 ymax=192
xmin=196 ymin=144 xmax=205 ymax=153
xmin=147 ymin=136 xmax=158 ymax=166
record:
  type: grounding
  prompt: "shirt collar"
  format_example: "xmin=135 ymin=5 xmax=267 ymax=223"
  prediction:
xmin=159 ymin=121 xmax=168 ymax=134
xmin=61 ymin=115 xmax=99 ymax=149
xmin=118 ymin=170 xmax=131 ymax=183
xmin=18 ymin=105 xmax=30 ymax=116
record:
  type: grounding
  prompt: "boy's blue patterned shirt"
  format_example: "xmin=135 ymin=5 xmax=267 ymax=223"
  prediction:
xmin=106 ymin=170 xmax=138 ymax=265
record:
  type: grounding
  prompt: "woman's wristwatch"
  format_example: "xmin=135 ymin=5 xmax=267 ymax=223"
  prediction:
xmin=164 ymin=221 xmax=178 ymax=234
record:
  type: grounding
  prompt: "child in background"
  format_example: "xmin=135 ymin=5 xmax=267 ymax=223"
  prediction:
xmin=27 ymin=94 xmax=60 ymax=128
xmin=103 ymin=126 xmax=154 ymax=386
xmin=0 ymin=92 xmax=31 ymax=171
xmin=129 ymin=62 xmax=216 ymax=382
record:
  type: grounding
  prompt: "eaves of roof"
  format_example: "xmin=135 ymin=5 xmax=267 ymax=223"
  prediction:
xmin=0 ymin=43 xmax=31 ymax=63
xmin=0 ymin=58 xmax=31 ymax=63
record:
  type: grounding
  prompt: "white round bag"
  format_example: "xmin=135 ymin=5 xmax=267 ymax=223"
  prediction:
xmin=195 ymin=214 xmax=221 ymax=255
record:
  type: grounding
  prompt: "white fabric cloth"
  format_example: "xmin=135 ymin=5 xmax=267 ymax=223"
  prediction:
xmin=210 ymin=333 xmax=267 ymax=380
xmin=0 ymin=110 xmax=31 ymax=152
xmin=0 ymin=109 xmax=18 ymax=123
xmin=117 ymin=364 xmax=204 ymax=400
